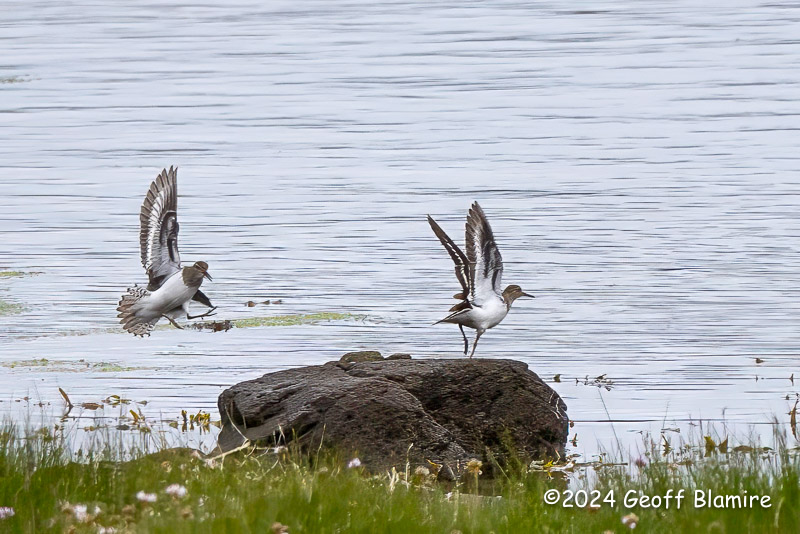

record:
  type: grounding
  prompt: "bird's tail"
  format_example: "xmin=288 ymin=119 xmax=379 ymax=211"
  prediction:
xmin=433 ymin=303 xmax=472 ymax=325
xmin=117 ymin=287 xmax=157 ymax=336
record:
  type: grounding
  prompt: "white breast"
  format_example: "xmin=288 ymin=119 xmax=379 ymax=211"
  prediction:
xmin=147 ymin=270 xmax=195 ymax=313
xmin=461 ymin=295 xmax=508 ymax=332
xmin=482 ymin=296 xmax=509 ymax=329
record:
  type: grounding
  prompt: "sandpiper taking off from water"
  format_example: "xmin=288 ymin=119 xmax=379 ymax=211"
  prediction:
xmin=427 ymin=202 xmax=534 ymax=358
xmin=117 ymin=167 xmax=216 ymax=336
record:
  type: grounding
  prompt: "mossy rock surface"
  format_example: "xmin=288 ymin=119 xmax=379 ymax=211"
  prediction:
xmin=340 ymin=351 xmax=384 ymax=363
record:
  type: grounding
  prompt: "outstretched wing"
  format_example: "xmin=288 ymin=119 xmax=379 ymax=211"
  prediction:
xmin=427 ymin=215 xmax=471 ymax=300
xmin=465 ymin=202 xmax=503 ymax=304
xmin=140 ymin=167 xmax=181 ymax=290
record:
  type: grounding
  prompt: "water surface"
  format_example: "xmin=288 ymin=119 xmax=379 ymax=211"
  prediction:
xmin=2 ymin=0 xmax=800 ymax=457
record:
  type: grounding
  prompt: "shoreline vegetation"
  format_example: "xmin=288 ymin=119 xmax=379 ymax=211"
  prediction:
xmin=1 ymin=414 xmax=798 ymax=533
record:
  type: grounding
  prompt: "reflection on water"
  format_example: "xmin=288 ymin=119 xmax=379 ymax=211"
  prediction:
xmin=2 ymin=0 xmax=800 ymax=456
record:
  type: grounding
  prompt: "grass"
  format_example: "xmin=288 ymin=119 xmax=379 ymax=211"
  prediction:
xmin=0 ymin=417 xmax=799 ymax=533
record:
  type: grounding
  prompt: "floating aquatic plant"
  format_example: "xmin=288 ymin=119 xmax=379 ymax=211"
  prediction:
xmin=231 ymin=312 xmax=361 ymax=328
xmin=1 ymin=358 xmax=144 ymax=372
xmin=0 ymin=76 xmax=29 ymax=84
xmin=0 ymin=299 xmax=24 ymax=316
xmin=0 ymin=270 xmax=41 ymax=278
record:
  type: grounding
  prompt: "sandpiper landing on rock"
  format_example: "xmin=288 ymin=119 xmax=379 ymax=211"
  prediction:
xmin=427 ymin=202 xmax=534 ymax=358
xmin=117 ymin=167 xmax=216 ymax=336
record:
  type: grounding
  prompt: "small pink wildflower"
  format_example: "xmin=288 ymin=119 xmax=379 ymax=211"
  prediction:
xmin=72 ymin=504 xmax=90 ymax=523
xmin=136 ymin=491 xmax=157 ymax=503
xmin=165 ymin=484 xmax=188 ymax=498
xmin=622 ymin=513 xmax=639 ymax=529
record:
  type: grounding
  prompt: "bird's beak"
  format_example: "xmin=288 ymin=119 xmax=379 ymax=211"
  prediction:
xmin=521 ymin=292 xmax=535 ymax=299
xmin=203 ymin=271 xmax=213 ymax=281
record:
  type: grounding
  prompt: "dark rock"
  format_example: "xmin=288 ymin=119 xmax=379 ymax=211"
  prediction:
xmin=340 ymin=351 xmax=383 ymax=363
xmin=216 ymin=358 xmax=568 ymax=478
xmin=387 ymin=353 xmax=412 ymax=360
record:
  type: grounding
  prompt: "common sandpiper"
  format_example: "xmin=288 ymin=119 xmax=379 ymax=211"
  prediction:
xmin=427 ymin=202 xmax=534 ymax=357
xmin=117 ymin=167 xmax=216 ymax=336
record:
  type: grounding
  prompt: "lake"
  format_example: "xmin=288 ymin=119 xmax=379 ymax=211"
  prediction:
xmin=2 ymin=0 xmax=800 ymax=458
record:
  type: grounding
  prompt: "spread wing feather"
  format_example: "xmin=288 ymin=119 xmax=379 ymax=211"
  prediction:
xmin=465 ymin=202 xmax=503 ymax=304
xmin=427 ymin=215 xmax=471 ymax=299
xmin=140 ymin=167 xmax=181 ymax=290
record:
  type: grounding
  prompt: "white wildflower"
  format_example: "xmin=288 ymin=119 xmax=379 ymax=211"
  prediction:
xmin=414 ymin=466 xmax=430 ymax=477
xmin=347 ymin=458 xmax=362 ymax=469
xmin=0 ymin=507 xmax=14 ymax=519
xmin=622 ymin=513 xmax=639 ymax=529
xmin=165 ymin=484 xmax=187 ymax=499
xmin=136 ymin=491 xmax=157 ymax=503
xmin=97 ymin=527 xmax=117 ymax=534
xmin=72 ymin=504 xmax=90 ymax=523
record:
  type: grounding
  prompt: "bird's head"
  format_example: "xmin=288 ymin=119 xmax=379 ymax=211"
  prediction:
xmin=502 ymin=284 xmax=534 ymax=307
xmin=193 ymin=261 xmax=213 ymax=281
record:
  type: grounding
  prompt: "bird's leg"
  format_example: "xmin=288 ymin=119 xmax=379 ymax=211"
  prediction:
xmin=459 ymin=324 xmax=469 ymax=355
xmin=162 ymin=314 xmax=184 ymax=330
xmin=187 ymin=306 xmax=218 ymax=320
xmin=468 ymin=330 xmax=484 ymax=359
